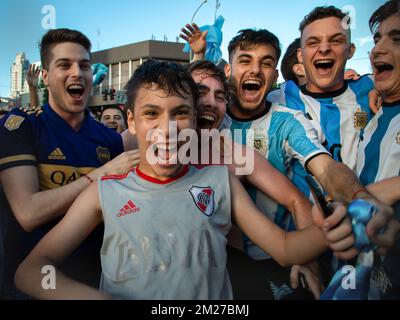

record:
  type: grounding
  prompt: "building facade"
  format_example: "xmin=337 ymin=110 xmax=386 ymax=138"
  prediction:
xmin=10 ymin=53 xmax=30 ymax=98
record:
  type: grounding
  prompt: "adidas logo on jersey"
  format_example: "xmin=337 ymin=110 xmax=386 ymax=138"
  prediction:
xmin=48 ymin=148 xmax=66 ymax=160
xmin=117 ymin=200 xmax=140 ymax=217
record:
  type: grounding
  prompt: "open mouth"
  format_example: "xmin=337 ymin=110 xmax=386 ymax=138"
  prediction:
xmin=314 ymin=59 xmax=335 ymax=74
xmin=374 ymin=62 xmax=394 ymax=74
xmin=107 ymin=123 xmax=118 ymax=130
xmin=241 ymin=79 xmax=263 ymax=102
xmin=66 ymin=84 xmax=85 ymax=99
xmin=153 ymin=143 xmax=179 ymax=165
xmin=198 ymin=113 xmax=217 ymax=130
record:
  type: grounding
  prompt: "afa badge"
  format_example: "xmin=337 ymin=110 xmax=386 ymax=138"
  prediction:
xmin=252 ymin=131 xmax=268 ymax=156
xmin=5 ymin=115 xmax=25 ymax=131
xmin=189 ymin=186 xmax=215 ymax=217
xmin=353 ymin=109 xmax=368 ymax=129
xmin=96 ymin=146 xmax=111 ymax=164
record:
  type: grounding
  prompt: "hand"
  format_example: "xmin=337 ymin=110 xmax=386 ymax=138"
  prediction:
xmin=26 ymin=64 xmax=41 ymax=88
xmin=312 ymin=203 xmax=358 ymax=260
xmin=90 ymin=149 xmax=140 ymax=179
xmin=344 ymin=69 xmax=360 ymax=81
xmin=179 ymin=23 xmax=208 ymax=55
xmin=365 ymin=201 xmax=399 ymax=256
xmin=290 ymin=261 xmax=324 ymax=299
xmin=368 ymin=89 xmax=382 ymax=114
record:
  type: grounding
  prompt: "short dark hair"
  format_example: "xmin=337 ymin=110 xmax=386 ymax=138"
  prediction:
xmin=40 ymin=28 xmax=92 ymax=70
xmin=100 ymin=105 xmax=127 ymax=123
xmin=187 ymin=60 xmax=230 ymax=99
xmin=299 ymin=6 xmax=351 ymax=41
xmin=280 ymin=38 xmax=301 ymax=84
xmin=228 ymin=29 xmax=281 ymax=63
xmin=369 ymin=0 xmax=400 ymax=34
xmin=125 ymin=59 xmax=199 ymax=112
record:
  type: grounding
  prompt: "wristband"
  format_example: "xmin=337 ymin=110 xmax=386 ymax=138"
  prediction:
xmin=82 ymin=174 xmax=94 ymax=184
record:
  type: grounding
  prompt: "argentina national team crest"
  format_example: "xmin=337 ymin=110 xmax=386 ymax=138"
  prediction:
xmin=189 ymin=186 xmax=215 ymax=217
xmin=353 ymin=108 xmax=368 ymax=129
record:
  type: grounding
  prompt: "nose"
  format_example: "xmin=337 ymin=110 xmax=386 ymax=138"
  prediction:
xmin=249 ymin=62 xmax=261 ymax=75
xmin=70 ymin=63 xmax=83 ymax=79
xmin=200 ymin=92 xmax=217 ymax=109
xmin=371 ymin=37 xmax=388 ymax=58
xmin=318 ymin=41 xmax=331 ymax=54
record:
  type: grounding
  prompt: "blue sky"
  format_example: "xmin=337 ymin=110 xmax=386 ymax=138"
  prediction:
xmin=0 ymin=0 xmax=386 ymax=97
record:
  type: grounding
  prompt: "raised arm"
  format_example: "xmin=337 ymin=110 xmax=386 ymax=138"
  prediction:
xmin=243 ymin=147 xmax=313 ymax=229
xmin=26 ymin=64 xmax=41 ymax=107
xmin=15 ymin=182 xmax=108 ymax=299
xmin=1 ymin=150 xmax=140 ymax=232
xmin=230 ymin=172 xmax=326 ymax=267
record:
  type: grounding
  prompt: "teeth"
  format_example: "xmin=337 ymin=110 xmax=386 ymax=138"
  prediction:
xmin=200 ymin=115 xmax=215 ymax=122
xmin=244 ymin=80 xmax=261 ymax=85
xmin=315 ymin=60 xmax=333 ymax=64
xmin=68 ymin=84 xmax=84 ymax=90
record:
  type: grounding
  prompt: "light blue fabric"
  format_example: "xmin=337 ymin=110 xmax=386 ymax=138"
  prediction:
xmin=183 ymin=15 xmax=224 ymax=65
xmin=92 ymin=63 xmax=108 ymax=86
xmin=321 ymin=200 xmax=376 ymax=300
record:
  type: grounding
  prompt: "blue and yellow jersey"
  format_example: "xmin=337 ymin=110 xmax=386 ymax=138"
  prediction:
xmin=0 ymin=103 xmax=123 ymax=190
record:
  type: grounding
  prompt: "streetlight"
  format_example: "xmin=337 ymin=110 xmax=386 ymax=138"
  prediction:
xmin=191 ymin=0 xmax=208 ymax=23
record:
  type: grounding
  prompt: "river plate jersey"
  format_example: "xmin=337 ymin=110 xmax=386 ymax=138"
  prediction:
xmin=356 ymin=100 xmax=400 ymax=185
xmin=98 ymin=165 xmax=233 ymax=299
xmin=223 ymin=102 xmax=328 ymax=260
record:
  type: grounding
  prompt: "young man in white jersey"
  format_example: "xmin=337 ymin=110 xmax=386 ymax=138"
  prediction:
xmin=14 ymin=59 xmax=343 ymax=300
xmin=315 ymin=1 xmax=400 ymax=299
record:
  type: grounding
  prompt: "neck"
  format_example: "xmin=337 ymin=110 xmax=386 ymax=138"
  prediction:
xmin=305 ymin=77 xmax=345 ymax=94
xmin=49 ymin=97 xmax=85 ymax=132
xmin=382 ymin=92 xmax=400 ymax=104
xmin=230 ymin=102 xmax=267 ymax=120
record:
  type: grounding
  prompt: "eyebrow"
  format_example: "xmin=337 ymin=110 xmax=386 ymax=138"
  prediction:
xmin=237 ymin=53 xmax=276 ymax=62
xmin=141 ymin=104 xmax=193 ymax=111
xmin=54 ymin=58 xmax=91 ymax=64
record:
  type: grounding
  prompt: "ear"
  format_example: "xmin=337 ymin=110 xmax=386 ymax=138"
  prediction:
xmin=348 ymin=42 xmax=356 ymax=59
xmin=293 ymin=63 xmax=305 ymax=77
xmin=127 ymin=109 xmax=136 ymax=135
xmin=297 ymin=48 xmax=304 ymax=64
xmin=224 ymin=63 xmax=231 ymax=78
xmin=42 ymin=69 xmax=49 ymax=87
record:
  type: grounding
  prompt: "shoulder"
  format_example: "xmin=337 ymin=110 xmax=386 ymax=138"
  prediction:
xmin=0 ymin=106 xmax=43 ymax=134
xmin=348 ymin=74 xmax=374 ymax=93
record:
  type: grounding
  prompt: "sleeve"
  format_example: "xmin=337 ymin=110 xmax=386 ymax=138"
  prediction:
xmin=283 ymin=111 xmax=330 ymax=168
xmin=0 ymin=110 xmax=37 ymax=171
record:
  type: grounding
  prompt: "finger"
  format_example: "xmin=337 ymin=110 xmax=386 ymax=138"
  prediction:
xmin=202 ymin=30 xmax=209 ymax=39
xmin=179 ymin=34 xmax=189 ymax=42
xmin=325 ymin=217 xmax=353 ymax=243
xmin=289 ymin=265 xmax=300 ymax=289
xmin=328 ymin=234 xmax=355 ymax=252
xmin=370 ymin=219 xmax=400 ymax=250
xmin=192 ymin=23 xmax=200 ymax=31
xmin=366 ymin=205 xmax=394 ymax=237
xmin=323 ymin=203 xmax=347 ymax=230
xmin=186 ymin=24 xmax=196 ymax=33
xmin=303 ymin=273 xmax=321 ymax=299
xmin=334 ymin=247 xmax=359 ymax=260
xmin=180 ymin=28 xmax=192 ymax=38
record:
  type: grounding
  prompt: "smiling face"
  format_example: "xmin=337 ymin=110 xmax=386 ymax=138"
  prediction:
xmin=42 ymin=42 xmax=93 ymax=120
xmin=371 ymin=13 xmax=400 ymax=103
xmin=225 ymin=44 xmax=278 ymax=118
xmin=191 ymin=69 xmax=227 ymax=130
xmin=299 ymin=16 xmax=355 ymax=93
xmin=101 ymin=107 xmax=126 ymax=133
xmin=127 ymin=84 xmax=196 ymax=180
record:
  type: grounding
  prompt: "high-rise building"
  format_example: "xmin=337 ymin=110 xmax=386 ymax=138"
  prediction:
xmin=10 ymin=52 xmax=30 ymax=98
